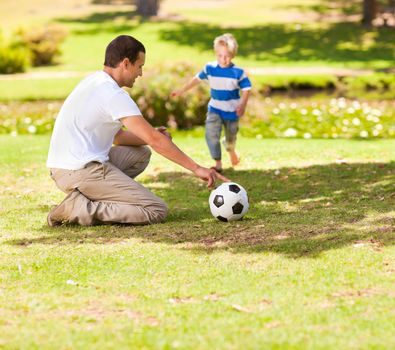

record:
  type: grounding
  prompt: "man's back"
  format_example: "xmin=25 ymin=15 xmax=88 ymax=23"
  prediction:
xmin=47 ymin=71 xmax=140 ymax=170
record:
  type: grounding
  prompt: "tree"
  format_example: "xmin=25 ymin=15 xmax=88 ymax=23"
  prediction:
xmin=136 ymin=0 xmax=160 ymax=17
xmin=362 ymin=0 xmax=378 ymax=25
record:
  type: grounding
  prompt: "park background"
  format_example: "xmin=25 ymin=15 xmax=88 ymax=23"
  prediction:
xmin=0 ymin=0 xmax=394 ymax=349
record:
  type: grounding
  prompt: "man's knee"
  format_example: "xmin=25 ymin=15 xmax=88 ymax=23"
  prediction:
xmin=148 ymin=199 xmax=168 ymax=224
xmin=139 ymin=145 xmax=151 ymax=162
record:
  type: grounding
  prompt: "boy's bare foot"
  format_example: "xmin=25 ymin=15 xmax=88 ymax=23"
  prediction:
xmin=229 ymin=150 xmax=240 ymax=167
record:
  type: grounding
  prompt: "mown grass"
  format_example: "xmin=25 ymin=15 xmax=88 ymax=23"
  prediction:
xmin=0 ymin=0 xmax=394 ymax=100
xmin=0 ymin=135 xmax=394 ymax=349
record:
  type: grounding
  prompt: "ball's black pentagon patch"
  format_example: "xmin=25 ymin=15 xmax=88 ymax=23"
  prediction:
xmin=229 ymin=184 xmax=241 ymax=193
xmin=217 ymin=215 xmax=228 ymax=222
xmin=213 ymin=195 xmax=224 ymax=208
xmin=232 ymin=202 xmax=244 ymax=214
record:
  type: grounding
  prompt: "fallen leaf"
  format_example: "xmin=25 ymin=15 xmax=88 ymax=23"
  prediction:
xmin=231 ymin=304 xmax=252 ymax=313
xmin=203 ymin=293 xmax=222 ymax=301
xmin=264 ymin=321 xmax=281 ymax=329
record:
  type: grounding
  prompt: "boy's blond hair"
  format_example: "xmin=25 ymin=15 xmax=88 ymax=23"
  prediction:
xmin=213 ymin=33 xmax=238 ymax=56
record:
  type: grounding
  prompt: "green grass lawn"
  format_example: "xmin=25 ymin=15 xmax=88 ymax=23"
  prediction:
xmin=1 ymin=0 xmax=394 ymax=100
xmin=1 ymin=135 xmax=394 ymax=349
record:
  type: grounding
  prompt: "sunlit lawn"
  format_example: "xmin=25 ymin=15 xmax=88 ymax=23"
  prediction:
xmin=0 ymin=135 xmax=394 ymax=349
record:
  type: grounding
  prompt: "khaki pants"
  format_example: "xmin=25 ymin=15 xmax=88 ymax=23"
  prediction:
xmin=48 ymin=145 xmax=168 ymax=226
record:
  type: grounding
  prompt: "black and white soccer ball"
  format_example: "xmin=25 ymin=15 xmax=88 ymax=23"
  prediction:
xmin=209 ymin=182 xmax=249 ymax=222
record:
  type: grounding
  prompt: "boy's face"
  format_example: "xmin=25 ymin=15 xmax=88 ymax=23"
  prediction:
xmin=215 ymin=45 xmax=234 ymax=68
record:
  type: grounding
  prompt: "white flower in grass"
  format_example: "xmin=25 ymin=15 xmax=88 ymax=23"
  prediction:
xmin=23 ymin=117 xmax=32 ymax=124
xmin=360 ymin=131 xmax=369 ymax=138
xmin=284 ymin=128 xmax=297 ymax=137
xmin=372 ymin=130 xmax=379 ymax=136
xmin=352 ymin=101 xmax=361 ymax=109
xmin=265 ymin=97 xmax=272 ymax=103
xmin=375 ymin=124 xmax=383 ymax=130
xmin=342 ymin=126 xmax=348 ymax=132
xmin=366 ymin=114 xmax=373 ymax=121
xmin=316 ymin=116 xmax=323 ymax=122
xmin=332 ymin=133 xmax=338 ymax=139
xmin=372 ymin=109 xmax=382 ymax=117
xmin=312 ymin=109 xmax=321 ymax=116
xmin=303 ymin=132 xmax=312 ymax=139
xmin=373 ymin=116 xmax=380 ymax=123
xmin=352 ymin=118 xmax=361 ymax=126
xmin=343 ymin=119 xmax=349 ymax=125
xmin=272 ymin=108 xmax=280 ymax=115
xmin=278 ymin=102 xmax=286 ymax=109
xmin=300 ymin=108 xmax=308 ymax=115
xmin=28 ymin=125 xmax=37 ymax=134
xmin=363 ymin=107 xmax=371 ymax=114
xmin=347 ymin=107 xmax=355 ymax=114
xmin=337 ymin=100 xmax=346 ymax=109
xmin=290 ymin=102 xmax=297 ymax=109
xmin=10 ymin=131 xmax=18 ymax=137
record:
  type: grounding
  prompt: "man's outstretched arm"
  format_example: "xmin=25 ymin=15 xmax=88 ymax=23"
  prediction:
xmin=120 ymin=115 xmax=229 ymax=187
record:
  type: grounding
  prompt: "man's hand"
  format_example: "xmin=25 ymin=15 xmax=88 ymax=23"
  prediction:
xmin=193 ymin=166 xmax=230 ymax=189
xmin=156 ymin=126 xmax=172 ymax=140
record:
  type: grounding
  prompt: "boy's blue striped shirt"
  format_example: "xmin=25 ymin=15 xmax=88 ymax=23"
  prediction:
xmin=197 ymin=61 xmax=252 ymax=121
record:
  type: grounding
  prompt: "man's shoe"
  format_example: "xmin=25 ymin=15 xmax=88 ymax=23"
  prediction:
xmin=46 ymin=190 xmax=80 ymax=227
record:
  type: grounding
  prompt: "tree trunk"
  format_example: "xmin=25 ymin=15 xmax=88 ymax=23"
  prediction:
xmin=362 ymin=0 xmax=378 ymax=26
xmin=136 ymin=0 xmax=159 ymax=17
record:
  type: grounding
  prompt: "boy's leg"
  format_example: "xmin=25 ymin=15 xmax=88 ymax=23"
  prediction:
xmin=48 ymin=146 xmax=167 ymax=226
xmin=223 ymin=119 xmax=240 ymax=166
xmin=205 ymin=112 xmax=223 ymax=170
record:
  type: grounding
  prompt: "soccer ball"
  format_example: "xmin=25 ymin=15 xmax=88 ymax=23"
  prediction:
xmin=209 ymin=182 xmax=249 ymax=222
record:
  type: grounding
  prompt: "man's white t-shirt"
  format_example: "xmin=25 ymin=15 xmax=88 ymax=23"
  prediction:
xmin=47 ymin=71 xmax=141 ymax=170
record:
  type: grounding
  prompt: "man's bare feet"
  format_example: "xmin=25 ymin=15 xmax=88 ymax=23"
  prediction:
xmin=229 ymin=150 xmax=240 ymax=167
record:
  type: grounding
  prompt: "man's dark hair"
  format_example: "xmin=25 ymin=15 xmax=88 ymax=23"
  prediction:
xmin=104 ymin=35 xmax=145 ymax=68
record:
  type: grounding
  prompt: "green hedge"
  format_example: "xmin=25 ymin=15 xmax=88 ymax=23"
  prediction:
xmin=15 ymin=24 xmax=67 ymax=66
xmin=0 ymin=32 xmax=30 ymax=74
xmin=1 ymin=64 xmax=394 ymax=139
xmin=127 ymin=63 xmax=209 ymax=128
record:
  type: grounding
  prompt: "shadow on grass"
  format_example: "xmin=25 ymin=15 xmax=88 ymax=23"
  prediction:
xmin=55 ymin=7 xmax=394 ymax=66
xmin=56 ymin=10 xmax=139 ymax=35
xmin=6 ymin=161 xmax=395 ymax=258
xmin=158 ymin=21 xmax=394 ymax=65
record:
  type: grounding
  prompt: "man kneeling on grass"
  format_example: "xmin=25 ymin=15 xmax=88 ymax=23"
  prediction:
xmin=46 ymin=35 xmax=228 ymax=226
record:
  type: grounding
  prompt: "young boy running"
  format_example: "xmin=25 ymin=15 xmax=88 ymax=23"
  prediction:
xmin=171 ymin=33 xmax=252 ymax=172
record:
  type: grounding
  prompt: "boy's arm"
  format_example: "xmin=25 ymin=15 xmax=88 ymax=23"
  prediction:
xmin=236 ymin=89 xmax=251 ymax=117
xmin=171 ymin=77 xmax=201 ymax=97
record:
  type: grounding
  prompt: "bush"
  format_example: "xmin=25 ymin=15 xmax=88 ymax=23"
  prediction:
xmin=0 ymin=32 xmax=30 ymax=74
xmin=127 ymin=62 xmax=209 ymax=129
xmin=0 ymin=46 xmax=29 ymax=74
xmin=15 ymin=24 xmax=67 ymax=66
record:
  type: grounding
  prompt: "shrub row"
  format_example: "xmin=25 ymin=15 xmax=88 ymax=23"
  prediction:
xmin=0 ymin=25 xmax=67 ymax=74
xmin=1 ymin=93 xmax=394 ymax=140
